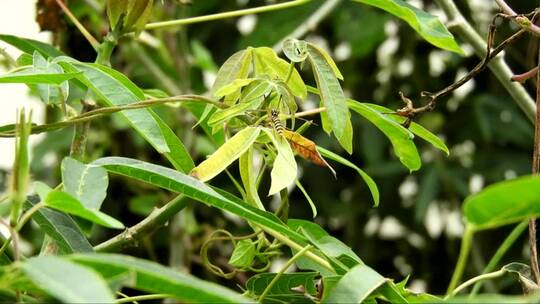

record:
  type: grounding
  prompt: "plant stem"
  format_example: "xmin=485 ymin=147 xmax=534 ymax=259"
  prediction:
xmin=15 ymin=202 xmax=45 ymax=232
xmin=145 ymin=0 xmax=311 ymax=30
xmin=530 ymin=39 xmax=540 ymax=284
xmin=446 ymin=269 xmax=506 ymax=299
xmin=435 ymin=0 xmax=536 ymax=123
xmin=493 ymin=0 xmax=540 ymax=36
xmin=258 ymin=245 xmax=313 ymax=302
xmin=95 ymin=195 xmax=188 ymax=252
xmin=447 ymin=225 xmax=474 ymax=294
xmin=470 ymin=220 xmax=528 ymax=295
xmin=0 ymin=95 xmax=223 ymax=137
xmin=54 ymin=0 xmax=99 ymax=49
xmin=115 ymin=293 xmax=171 ymax=303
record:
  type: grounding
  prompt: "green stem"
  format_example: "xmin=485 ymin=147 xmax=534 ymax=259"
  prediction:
xmin=54 ymin=0 xmax=99 ymax=49
xmin=447 ymin=225 xmax=475 ymax=294
xmin=15 ymin=202 xmax=45 ymax=231
xmin=264 ymin=226 xmax=334 ymax=272
xmin=115 ymin=293 xmax=171 ymax=304
xmin=258 ymin=245 xmax=313 ymax=302
xmin=446 ymin=269 xmax=506 ymax=299
xmin=285 ymin=62 xmax=296 ymax=84
xmin=145 ymin=0 xmax=311 ymax=30
xmin=470 ymin=220 xmax=528 ymax=295
xmin=95 ymin=195 xmax=188 ymax=252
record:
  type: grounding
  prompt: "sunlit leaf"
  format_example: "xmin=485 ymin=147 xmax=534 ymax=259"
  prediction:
xmin=0 ymin=34 xmax=64 ymax=58
xmin=21 ymin=256 xmax=115 ymax=303
xmin=463 ymin=175 xmax=540 ymax=230
xmin=307 ymin=43 xmax=343 ymax=80
xmin=239 ymin=147 xmax=265 ymax=210
xmin=253 ymin=47 xmax=307 ymax=99
xmin=70 ymin=253 xmax=252 ymax=303
xmin=211 ymin=49 xmax=253 ymax=104
xmin=352 ymin=0 xmax=463 ymax=54
xmin=263 ymin=129 xmax=298 ymax=196
xmin=44 ymin=190 xmax=124 ymax=229
xmin=190 ymin=127 xmax=260 ymax=182
xmin=208 ymin=97 xmax=265 ymax=127
xmin=214 ymin=78 xmax=256 ymax=98
xmin=0 ymin=67 xmax=79 ymax=84
xmin=317 ymin=147 xmax=379 ymax=207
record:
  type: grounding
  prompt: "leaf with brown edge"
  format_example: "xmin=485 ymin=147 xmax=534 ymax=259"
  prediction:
xmin=282 ymin=130 xmax=336 ymax=178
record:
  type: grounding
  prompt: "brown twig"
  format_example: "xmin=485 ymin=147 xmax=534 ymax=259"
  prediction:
xmin=396 ymin=11 xmax=536 ymax=121
xmin=531 ymin=39 xmax=540 ymax=285
xmin=494 ymin=0 xmax=540 ymax=37
xmin=512 ymin=66 xmax=539 ymax=83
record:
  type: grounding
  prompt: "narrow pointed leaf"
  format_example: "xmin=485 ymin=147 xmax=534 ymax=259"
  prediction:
xmin=70 ymin=253 xmax=252 ymax=303
xmin=307 ymin=45 xmax=351 ymax=150
xmin=21 ymin=256 xmax=115 ymax=303
xmin=44 ymin=190 xmax=124 ymax=229
xmin=352 ymin=0 xmax=463 ymax=54
xmin=0 ymin=68 xmax=79 ymax=84
xmin=208 ymin=97 xmax=264 ymax=127
xmin=318 ymin=146 xmax=379 ymax=207
xmin=92 ymin=157 xmax=307 ymax=245
xmin=246 ymin=272 xmax=318 ymax=301
xmin=366 ymin=103 xmax=449 ymax=155
xmin=348 ymin=100 xmax=421 ymax=171
xmin=190 ymin=127 xmax=260 ymax=182
xmin=307 ymin=43 xmax=343 ymax=80
xmin=211 ymin=49 xmax=253 ymax=103
xmin=214 ymin=78 xmax=255 ymax=98
xmin=463 ymin=175 xmax=540 ymax=230
xmin=0 ymin=34 xmax=64 ymax=58
xmin=239 ymin=147 xmax=265 ymax=210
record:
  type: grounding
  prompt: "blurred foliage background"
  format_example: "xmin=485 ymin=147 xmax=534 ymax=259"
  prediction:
xmin=3 ymin=0 xmax=539 ymax=295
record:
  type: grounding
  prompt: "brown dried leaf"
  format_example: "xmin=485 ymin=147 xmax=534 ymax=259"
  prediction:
xmin=282 ymin=130 xmax=336 ymax=178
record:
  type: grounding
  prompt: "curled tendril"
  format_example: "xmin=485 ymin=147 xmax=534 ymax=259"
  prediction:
xmin=200 ymin=229 xmax=268 ymax=278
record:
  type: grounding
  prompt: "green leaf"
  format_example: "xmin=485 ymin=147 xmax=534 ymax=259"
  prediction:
xmin=253 ymin=47 xmax=307 ymax=99
xmin=208 ymin=97 xmax=264 ymax=127
xmin=190 ymin=127 xmax=260 ymax=182
xmin=463 ymin=175 xmax=540 ymax=230
xmin=0 ymin=67 xmax=79 ymax=84
xmin=241 ymin=78 xmax=273 ymax=103
xmin=32 ymin=52 xmax=69 ymax=104
xmin=106 ymin=0 xmax=129 ymax=30
xmin=352 ymin=0 xmax=463 ymax=54
xmin=322 ymin=264 xmax=385 ymax=303
xmin=151 ymin=111 xmax=195 ymax=172
xmin=28 ymin=185 xmax=93 ymax=254
xmin=306 ymin=45 xmax=351 ymax=152
xmin=307 ymin=43 xmax=343 ymax=80
xmin=317 ymin=146 xmax=379 ymax=207
xmin=229 ymin=239 xmax=256 ymax=268
xmin=69 ymin=253 xmax=253 ymax=303
xmin=239 ymin=147 xmax=265 ymax=210
xmin=61 ymin=157 xmax=108 ymax=210
xmin=21 ymin=256 xmax=115 ymax=303
xmin=211 ymin=49 xmax=253 ymax=102
xmin=282 ymin=38 xmax=308 ymax=63
xmin=57 ymin=59 xmax=182 ymax=157
xmin=348 ymin=100 xmax=421 ymax=171
xmin=0 ymin=34 xmax=64 ymax=58
xmin=246 ymin=272 xmax=318 ymax=301
xmin=124 ymin=0 xmax=154 ymax=36
xmin=214 ymin=78 xmax=256 ymax=98
xmin=92 ymin=157 xmax=307 ymax=245
xmin=366 ymin=103 xmax=449 ymax=155
xmin=263 ymin=129 xmax=297 ymax=196
xmin=44 ymin=190 xmax=124 ymax=229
